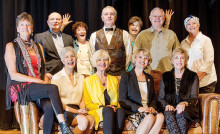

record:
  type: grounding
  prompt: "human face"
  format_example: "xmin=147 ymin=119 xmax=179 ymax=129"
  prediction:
xmin=186 ymin=19 xmax=200 ymax=35
xmin=101 ymin=7 xmax=117 ymax=28
xmin=135 ymin=51 xmax=150 ymax=69
xmin=47 ymin=12 xmax=62 ymax=32
xmin=75 ymin=26 xmax=87 ymax=41
xmin=149 ymin=9 xmax=165 ymax=29
xmin=62 ymin=50 xmax=76 ymax=71
xmin=17 ymin=19 xmax=33 ymax=40
xmin=96 ymin=58 xmax=109 ymax=72
xmin=129 ymin=21 xmax=141 ymax=36
xmin=172 ymin=52 xmax=186 ymax=70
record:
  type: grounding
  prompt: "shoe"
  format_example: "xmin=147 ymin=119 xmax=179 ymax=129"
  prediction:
xmin=59 ymin=121 xmax=73 ymax=134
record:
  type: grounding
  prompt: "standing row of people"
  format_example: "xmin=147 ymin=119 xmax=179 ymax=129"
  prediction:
xmin=4 ymin=5 xmax=216 ymax=134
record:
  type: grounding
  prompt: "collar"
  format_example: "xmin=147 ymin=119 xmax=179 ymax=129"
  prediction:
xmin=149 ymin=26 xmax=165 ymax=34
xmin=60 ymin=68 xmax=78 ymax=86
xmin=49 ymin=29 xmax=62 ymax=38
xmin=185 ymin=31 xmax=202 ymax=44
xmin=103 ymin=25 xmax=116 ymax=32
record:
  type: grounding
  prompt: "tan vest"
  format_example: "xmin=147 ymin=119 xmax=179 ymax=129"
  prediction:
xmin=95 ymin=28 xmax=126 ymax=76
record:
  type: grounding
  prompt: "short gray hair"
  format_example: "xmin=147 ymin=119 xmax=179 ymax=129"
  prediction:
xmin=60 ymin=46 xmax=76 ymax=61
xmin=149 ymin=7 xmax=165 ymax=17
xmin=91 ymin=49 xmax=111 ymax=68
xmin=101 ymin=6 xmax=117 ymax=17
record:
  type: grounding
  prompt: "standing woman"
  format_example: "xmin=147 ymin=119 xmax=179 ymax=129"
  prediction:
xmin=181 ymin=15 xmax=217 ymax=93
xmin=158 ymin=48 xmax=200 ymax=134
xmin=84 ymin=50 xmax=126 ymax=134
xmin=4 ymin=12 xmax=72 ymax=134
xmin=51 ymin=46 xmax=94 ymax=134
xmin=119 ymin=49 xmax=164 ymax=134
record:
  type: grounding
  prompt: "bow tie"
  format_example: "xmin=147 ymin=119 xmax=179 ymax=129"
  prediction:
xmin=105 ymin=28 xmax=114 ymax=31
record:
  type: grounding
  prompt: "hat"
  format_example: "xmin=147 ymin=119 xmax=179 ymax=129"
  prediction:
xmin=184 ymin=15 xmax=200 ymax=30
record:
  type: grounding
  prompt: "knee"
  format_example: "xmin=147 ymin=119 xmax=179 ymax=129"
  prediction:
xmin=86 ymin=115 xmax=95 ymax=129
xmin=103 ymin=106 xmax=114 ymax=115
xmin=156 ymin=113 xmax=165 ymax=123
xmin=144 ymin=114 xmax=155 ymax=122
xmin=77 ymin=115 xmax=89 ymax=131
xmin=48 ymin=84 xmax=59 ymax=94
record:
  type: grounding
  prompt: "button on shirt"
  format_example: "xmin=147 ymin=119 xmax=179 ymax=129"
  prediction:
xmin=134 ymin=27 xmax=180 ymax=72
xmin=181 ymin=32 xmax=217 ymax=87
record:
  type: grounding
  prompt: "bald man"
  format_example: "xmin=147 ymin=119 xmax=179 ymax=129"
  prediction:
xmin=35 ymin=12 xmax=73 ymax=79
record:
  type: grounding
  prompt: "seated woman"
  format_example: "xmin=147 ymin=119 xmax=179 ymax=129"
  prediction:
xmin=158 ymin=48 xmax=200 ymax=134
xmin=51 ymin=46 xmax=94 ymax=134
xmin=119 ymin=49 xmax=164 ymax=134
xmin=4 ymin=12 xmax=72 ymax=134
xmin=84 ymin=50 xmax=126 ymax=134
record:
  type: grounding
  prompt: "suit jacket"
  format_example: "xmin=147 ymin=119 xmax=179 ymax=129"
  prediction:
xmin=34 ymin=30 xmax=73 ymax=75
xmin=119 ymin=69 xmax=157 ymax=115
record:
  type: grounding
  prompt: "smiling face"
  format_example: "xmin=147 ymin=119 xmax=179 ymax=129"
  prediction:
xmin=17 ymin=19 xmax=33 ymax=39
xmin=135 ymin=51 xmax=150 ymax=69
xmin=172 ymin=52 xmax=186 ymax=70
xmin=96 ymin=58 xmax=109 ymax=72
xmin=75 ymin=26 xmax=87 ymax=41
xmin=101 ymin=7 xmax=117 ymax=28
xmin=149 ymin=9 xmax=165 ymax=29
xmin=62 ymin=50 xmax=76 ymax=71
xmin=47 ymin=12 xmax=62 ymax=32
xmin=186 ymin=18 xmax=200 ymax=35
xmin=129 ymin=21 xmax=141 ymax=36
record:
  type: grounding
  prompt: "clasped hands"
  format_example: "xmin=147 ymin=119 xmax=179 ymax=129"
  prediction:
xmin=77 ymin=108 xmax=88 ymax=115
xmin=138 ymin=107 xmax=157 ymax=114
xmin=165 ymin=102 xmax=188 ymax=114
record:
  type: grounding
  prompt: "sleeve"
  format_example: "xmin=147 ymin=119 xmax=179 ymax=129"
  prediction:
xmin=123 ymin=30 xmax=132 ymax=70
xmin=199 ymin=37 xmax=214 ymax=73
xmin=158 ymin=78 xmax=169 ymax=108
xmin=119 ymin=73 xmax=141 ymax=112
xmin=172 ymin=33 xmax=180 ymax=50
xmin=83 ymin=79 xmax=99 ymax=111
xmin=185 ymin=74 xmax=199 ymax=106
xmin=89 ymin=32 xmax=96 ymax=55
xmin=133 ymin=32 xmax=143 ymax=52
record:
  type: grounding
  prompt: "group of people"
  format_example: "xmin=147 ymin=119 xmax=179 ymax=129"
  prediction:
xmin=4 ymin=5 xmax=216 ymax=134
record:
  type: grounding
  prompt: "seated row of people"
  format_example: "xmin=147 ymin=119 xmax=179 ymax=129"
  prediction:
xmin=4 ymin=5 xmax=216 ymax=134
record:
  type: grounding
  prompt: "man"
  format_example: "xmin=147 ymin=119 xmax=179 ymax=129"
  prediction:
xmin=89 ymin=6 xmax=132 ymax=76
xmin=35 ymin=12 xmax=73 ymax=79
xmin=134 ymin=7 xmax=180 ymax=73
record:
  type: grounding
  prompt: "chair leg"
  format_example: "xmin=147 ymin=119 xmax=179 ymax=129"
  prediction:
xmin=20 ymin=105 xmax=30 ymax=134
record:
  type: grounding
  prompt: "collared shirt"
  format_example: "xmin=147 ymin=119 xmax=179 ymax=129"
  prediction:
xmin=134 ymin=26 xmax=180 ymax=72
xmin=50 ymin=29 xmax=64 ymax=56
xmin=89 ymin=25 xmax=132 ymax=70
xmin=51 ymin=68 xmax=85 ymax=105
xmin=181 ymin=32 xmax=217 ymax=87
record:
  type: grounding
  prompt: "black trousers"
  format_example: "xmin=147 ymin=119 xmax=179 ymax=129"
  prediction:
xmin=102 ymin=107 xmax=126 ymax=134
xmin=27 ymin=83 xmax=64 ymax=134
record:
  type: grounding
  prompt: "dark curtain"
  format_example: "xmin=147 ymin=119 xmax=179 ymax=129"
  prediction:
xmin=0 ymin=0 xmax=219 ymax=129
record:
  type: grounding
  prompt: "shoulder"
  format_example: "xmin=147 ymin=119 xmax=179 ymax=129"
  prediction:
xmin=35 ymin=31 xmax=49 ymax=37
xmin=62 ymin=33 xmax=73 ymax=38
xmin=75 ymin=72 xmax=85 ymax=81
xmin=52 ymin=69 xmax=63 ymax=80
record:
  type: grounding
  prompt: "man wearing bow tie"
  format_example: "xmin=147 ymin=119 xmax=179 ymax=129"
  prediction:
xmin=89 ymin=6 xmax=132 ymax=76
xmin=35 ymin=12 xmax=73 ymax=79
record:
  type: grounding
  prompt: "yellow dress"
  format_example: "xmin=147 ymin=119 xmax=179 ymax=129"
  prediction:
xmin=84 ymin=74 xmax=120 ymax=130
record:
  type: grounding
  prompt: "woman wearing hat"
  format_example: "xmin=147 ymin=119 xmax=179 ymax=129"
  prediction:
xmin=181 ymin=15 xmax=217 ymax=93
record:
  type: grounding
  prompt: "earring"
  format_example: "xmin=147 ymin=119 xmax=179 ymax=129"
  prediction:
xmin=17 ymin=32 xmax=20 ymax=37
xmin=31 ymin=33 xmax=33 ymax=37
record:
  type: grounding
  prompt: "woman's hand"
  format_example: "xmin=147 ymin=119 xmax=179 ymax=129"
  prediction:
xmin=107 ymin=105 xmax=117 ymax=112
xmin=138 ymin=107 xmax=148 ymax=112
xmin=78 ymin=108 xmax=88 ymax=115
xmin=147 ymin=107 xmax=157 ymax=114
xmin=176 ymin=102 xmax=188 ymax=114
xmin=165 ymin=105 xmax=175 ymax=111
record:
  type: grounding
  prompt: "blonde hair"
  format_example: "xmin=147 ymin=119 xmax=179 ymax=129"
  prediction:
xmin=91 ymin=50 xmax=111 ymax=68
xmin=132 ymin=49 xmax=152 ymax=67
xmin=171 ymin=48 xmax=189 ymax=65
xmin=128 ymin=16 xmax=143 ymax=28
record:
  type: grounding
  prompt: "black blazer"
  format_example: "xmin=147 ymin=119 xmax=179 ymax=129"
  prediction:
xmin=119 ymin=69 xmax=157 ymax=115
xmin=34 ymin=30 xmax=73 ymax=75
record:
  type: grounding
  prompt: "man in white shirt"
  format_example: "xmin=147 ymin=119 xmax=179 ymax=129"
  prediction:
xmin=89 ymin=6 xmax=131 ymax=76
xmin=35 ymin=12 xmax=73 ymax=79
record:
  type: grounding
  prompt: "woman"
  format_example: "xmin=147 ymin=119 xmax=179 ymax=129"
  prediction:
xmin=119 ymin=49 xmax=164 ymax=134
xmin=4 ymin=12 xmax=72 ymax=134
xmin=158 ymin=48 xmax=200 ymax=134
xmin=72 ymin=22 xmax=93 ymax=76
xmin=181 ymin=15 xmax=217 ymax=93
xmin=84 ymin=50 xmax=126 ymax=134
xmin=127 ymin=10 xmax=173 ymax=72
xmin=51 ymin=46 xmax=94 ymax=134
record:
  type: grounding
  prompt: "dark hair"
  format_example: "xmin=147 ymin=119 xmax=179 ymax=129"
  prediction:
xmin=16 ymin=12 xmax=34 ymax=27
xmin=72 ymin=21 xmax=88 ymax=36
xmin=128 ymin=16 xmax=143 ymax=28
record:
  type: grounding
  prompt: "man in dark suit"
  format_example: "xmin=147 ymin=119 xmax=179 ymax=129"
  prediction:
xmin=35 ymin=12 xmax=73 ymax=79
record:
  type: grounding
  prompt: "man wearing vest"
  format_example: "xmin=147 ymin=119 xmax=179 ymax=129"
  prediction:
xmin=89 ymin=6 xmax=132 ymax=76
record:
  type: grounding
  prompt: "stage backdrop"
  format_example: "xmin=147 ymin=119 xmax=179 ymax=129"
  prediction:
xmin=0 ymin=0 xmax=219 ymax=129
